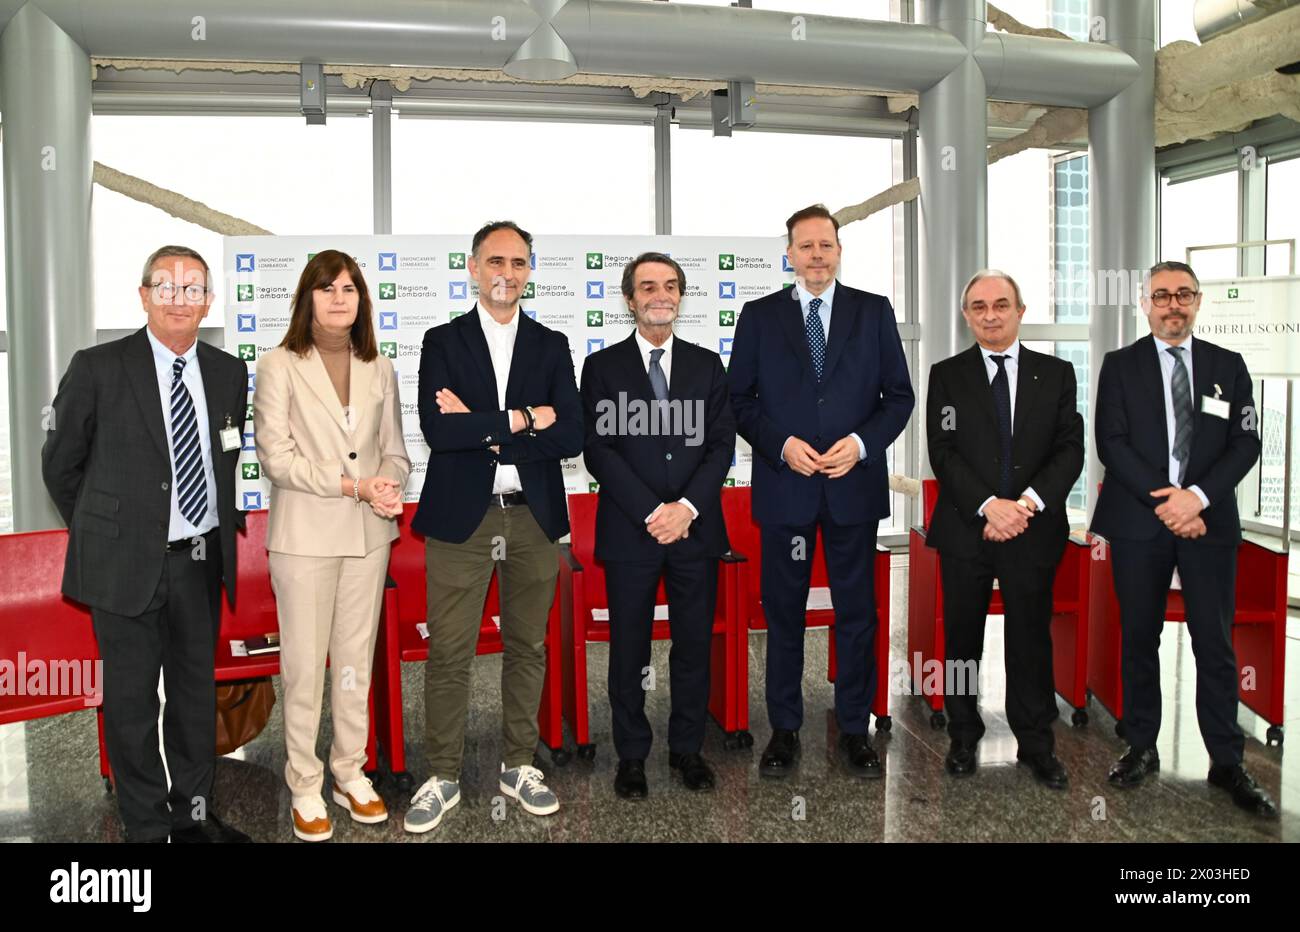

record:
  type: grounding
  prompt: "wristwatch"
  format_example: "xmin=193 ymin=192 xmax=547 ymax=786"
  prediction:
xmin=524 ymin=405 xmax=537 ymax=433
xmin=1016 ymin=496 xmax=1033 ymax=512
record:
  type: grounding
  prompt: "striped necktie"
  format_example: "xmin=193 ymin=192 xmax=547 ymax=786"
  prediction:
xmin=170 ymin=357 xmax=208 ymax=527
xmin=1168 ymin=345 xmax=1193 ymax=485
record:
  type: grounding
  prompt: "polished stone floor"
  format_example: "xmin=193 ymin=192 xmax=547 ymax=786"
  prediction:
xmin=2 ymin=554 xmax=1296 ymax=843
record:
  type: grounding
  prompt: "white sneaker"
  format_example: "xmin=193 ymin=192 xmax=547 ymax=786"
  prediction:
xmin=332 ymin=776 xmax=389 ymax=824
xmin=291 ymin=794 xmax=333 ymax=842
xmin=499 ymin=763 xmax=560 ymax=816
xmin=403 ymin=776 xmax=460 ymax=834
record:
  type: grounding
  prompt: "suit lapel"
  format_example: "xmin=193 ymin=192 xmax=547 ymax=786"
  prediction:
xmin=820 ymin=283 xmax=854 ymax=382
xmin=347 ymin=352 xmax=375 ymax=433
xmin=1011 ymin=346 xmax=1042 ymax=444
xmin=1137 ymin=335 xmax=1170 ymax=461
xmin=777 ymin=287 xmax=817 ymax=382
xmin=964 ymin=344 xmax=998 ymax=433
xmin=504 ymin=310 xmax=538 ymax=407
xmin=617 ymin=332 xmax=654 ymax=404
xmin=196 ymin=341 xmax=233 ymax=459
xmin=293 ymin=347 xmax=349 ymax=434
xmin=1190 ymin=337 xmax=1212 ymax=446
xmin=124 ymin=327 xmax=172 ymax=461
xmin=459 ymin=307 xmax=499 ymax=405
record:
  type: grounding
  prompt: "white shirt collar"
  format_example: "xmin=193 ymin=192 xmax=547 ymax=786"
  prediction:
xmin=978 ymin=339 xmax=1021 ymax=363
xmin=794 ymin=279 xmax=836 ymax=312
xmin=1153 ymin=333 xmax=1193 ymax=357
xmin=476 ymin=302 xmax=520 ymax=336
xmin=634 ymin=329 xmax=674 ymax=361
xmin=145 ymin=324 xmax=199 ymax=368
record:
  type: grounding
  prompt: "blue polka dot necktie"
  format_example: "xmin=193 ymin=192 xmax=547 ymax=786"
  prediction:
xmin=805 ymin=297 xmax=826 ymax=380
xmin=170 ymin=357 xmax=208 ymax=527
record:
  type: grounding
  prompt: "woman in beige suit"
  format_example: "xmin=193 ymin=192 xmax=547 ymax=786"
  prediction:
xmin=254 ymin=249 xmax=410 ymax=842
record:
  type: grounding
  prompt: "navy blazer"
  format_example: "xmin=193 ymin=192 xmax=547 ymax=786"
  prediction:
xmin=1091 ymin=335 xmax=1260 ymax=545
xmin=581 ymin=332 xmax=736 ymax=562
xmin=413 ymin=308 xmax=583 ymax=543
xmin=727 ymin=282 xmax=914 ymax=527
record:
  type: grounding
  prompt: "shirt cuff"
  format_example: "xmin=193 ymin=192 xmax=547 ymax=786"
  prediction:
xmin=779 ymin=435 xmax=794 ymax=464
xmin=977 ymin=495 xmax=996 ymax=518
xmin=850 ymin=432 xmax=867 ymax=462
xmin=1022 ymin=487 xmax=1046 ymax=513
xmin=1188 ymin=485 xmax=1210 ymax=510
xmin=644 ymin=503 xmax=662 ymax=524
xmin=678 ymin=498 xmax=699 ymax=519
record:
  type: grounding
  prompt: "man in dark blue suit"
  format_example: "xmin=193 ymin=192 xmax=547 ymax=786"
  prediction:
xmin=405 ymin=221 xmax=583 ymax=833
xmin=581 ymin=253 xmax=736 ymax=799
xmin=1092 ymin=260 xmax=1276 ymax=818
xmin=728 ymin=204 xmax=914 ymax=778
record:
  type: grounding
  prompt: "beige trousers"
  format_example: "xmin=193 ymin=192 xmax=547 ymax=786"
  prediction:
xmin=269 ymin=543 xmax=389 ymax=797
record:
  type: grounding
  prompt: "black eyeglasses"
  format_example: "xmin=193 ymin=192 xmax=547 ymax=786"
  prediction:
xmin=1148 ymin=288 xmax=1199 ymax=307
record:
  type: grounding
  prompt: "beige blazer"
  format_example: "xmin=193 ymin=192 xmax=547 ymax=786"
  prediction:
xmin=253 ymin=345 xmax=410 ymax=557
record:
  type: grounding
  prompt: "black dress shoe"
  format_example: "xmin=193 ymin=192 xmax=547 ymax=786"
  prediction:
xmin=759 ymin=729 xmax=800 ymax=777
xmin=1207 ymin=763 xmax=1279 ymax=819
xmin=1108 ymin=746 xmax=1159 ymax=788
xmin=838 ymin=733 xmax=883 ymax=779
xmin=945 ymin=741 xmax=977 ymax=777
xmin=171 ymin=812 xmax=251 ymax=844
xmin=669 ymin=751 xmax=716 ymax=792
xmin=614 ymin=759 xmax=648 ymax=800
xmin=1016 ymin=751 xmax=1068 ymax=790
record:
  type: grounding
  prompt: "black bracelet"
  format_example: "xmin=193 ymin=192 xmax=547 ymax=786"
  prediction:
xmin=521 ymin=407 xmax=535 ymax=431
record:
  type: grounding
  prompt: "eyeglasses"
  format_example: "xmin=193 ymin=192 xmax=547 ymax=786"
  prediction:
xmin=150 ymin=282 xmax=209 ymax=303
xmin=1148 ymin=288 xmax=1199 ymax=307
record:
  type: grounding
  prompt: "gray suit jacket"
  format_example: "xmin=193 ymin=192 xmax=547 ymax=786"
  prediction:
xmin=42 ymin=326 xmax=249 ymax=616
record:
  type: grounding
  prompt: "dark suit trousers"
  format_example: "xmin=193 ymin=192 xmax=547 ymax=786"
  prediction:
xmin=940 ymin=541 xmax=1058 ymax=755
xmin=1110 ymin=535 xmax=1244 ymax=766
xmin=760 ymin=498 xmax=877 ymax=735
xmin=91 ymin=536 xmax=223 ymax=841
xmin=604 ymin=553 xmax=718 ymax=760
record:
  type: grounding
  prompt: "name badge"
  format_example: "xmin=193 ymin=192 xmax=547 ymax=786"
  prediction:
xmin=1201 ymin=395 xmax=1230 ymax=419
xmin=219 ymin=414 xmax=241 ymax=451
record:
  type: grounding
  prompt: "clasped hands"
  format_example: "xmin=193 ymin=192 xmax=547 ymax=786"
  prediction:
xmin=982 ymin=497 xmax=1037 ymax=542
xmin=435 ymin=387 xmax=556 ymax=454
xmin=1151 ymin=486 xmax=1206 ymax=539
xmin=782 ymin=436 xmax=860 ymax=479
xmin=349 ymin=476 xmax=403 ymax=518
xmin=646 ymin=502 xmax=693 ymax=545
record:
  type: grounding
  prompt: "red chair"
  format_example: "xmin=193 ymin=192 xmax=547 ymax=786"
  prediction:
xmin=907 ymin=479 xmax=1091 ymax=730
xmin=720 ymin=485 xmax=892 ymax=738
xmin=217 ymin=511 xmax=378 ymax=779
xmin=0 ymin=528 xmax=110 ymax=790
xmin=372 ymin=503 xmax=568 ymax=790
xmin=558 ymin=492 xmax=748 ymax=759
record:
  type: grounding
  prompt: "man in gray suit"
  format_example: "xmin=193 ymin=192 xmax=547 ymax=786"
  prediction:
xmin=42 ymin=245 xmax=250 ymax=843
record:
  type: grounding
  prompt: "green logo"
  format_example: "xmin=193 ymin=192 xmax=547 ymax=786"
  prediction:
xmin=378 ymin=282 xmax=396 ymax=300
xmin=588 ymin=482 xmax=599 ymax=493
xmin=379 ymin=342 xmax=397 ymax=359
xmin=587 ymin=310 xmax=603 ymax=327
xmin=586 ymin=252 xmax=603 ymax=270
xmin=719 ymin=310 xmax=735 ymax=326
xmin=782 ymin=282 xmax=794 ymax=289
xmin=308 ymin=252 xmax=317 ymax=261
xmin=245 ymin=403 xmax=253 ymax=421
xmin=241 ymin=463 xmax=260 ymax=480
xmin=523 ymin=282 xmax=535 ymax=299
xmin=238 ymin=344 xmax=256 ymax=361
xmin=724 ymin=477 xmax=735 ymax=487
xmin=718 ymin=253 xmax=734 ymax=270
xmin=450 ymin=310 xmax=465 ymax=320
xmin=448 ymin=252 xmax=466 ymax=269
xmin=236 ymin=284 xmax=254 ymax=302
xmin=1228 ymin=287 xmax=1239 ymax=299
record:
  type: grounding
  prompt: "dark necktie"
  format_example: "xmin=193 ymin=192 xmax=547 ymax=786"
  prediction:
xmin=990 ymin=354 xmax=1013 ymax=499
xmin=1168 ymin=345 xmax=1193 ymax=485
xmin=170 ymin=357 xmax=208 ymax=527
xmin=805 ymin=297 xmax=826 ymax=380
xmin=648 ymin=347 xmax=669 ymax=402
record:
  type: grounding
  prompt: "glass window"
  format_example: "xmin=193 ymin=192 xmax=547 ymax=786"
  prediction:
xmin=392 ymin=119 xmax=654 ymax=237
xmin=1265 ymin=156 xmax=1300 ymax=275
xmin=643 ymin=0 xmax=891 ymax=17
xmin=1159 ymin=171 xmax=1239 ymax=280
xmin=1022 ymin=340 xmax=1090 ymax=518
xmin=1049 ymin=0 xmax=1090 ymax=40
xmin=91 ymin=114 xmax=374 ymax=331
xmin=1051 ymin=153 xmax=1089 ymax=323
xmin=0 ymin=351 xmax=10 ymax=534
xmin=990 ymin=148 xmax=1061 ymax=323
xmin=1160 ymin=0 xmax=1200 ymax=46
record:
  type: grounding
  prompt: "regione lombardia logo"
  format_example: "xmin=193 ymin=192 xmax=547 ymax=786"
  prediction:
xmin=586 ymin=252 xmax=603 ymax=269
xmin=718 ymin=253 xmax=734 ymax=270
xmin=448 ymin=252 xmax=466 ymax=269
xmin=587 ymin=310 xmax=603 ymax=327
xmin=236 ymin=284 xmax=254 ymax=302
xmin=378 ymin=282 xmax=396 ymax=300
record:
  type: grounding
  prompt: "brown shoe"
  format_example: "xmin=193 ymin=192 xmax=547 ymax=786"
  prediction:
xmin=332 ymin=777 xmax=389 ymax=824
xmin=292 ymin=796 xmax=333 ymax=842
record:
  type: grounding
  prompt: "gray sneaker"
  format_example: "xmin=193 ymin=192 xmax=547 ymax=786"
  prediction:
xmin=403 ymin=776 xmax=460 ymax=833
xmin=499 ymin=763 xmax=559 ymax=816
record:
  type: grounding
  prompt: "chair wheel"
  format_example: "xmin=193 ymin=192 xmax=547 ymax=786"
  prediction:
xmin=1266 ymin=726 xmax=1284 ymax=748
xmin=929 ymin=711 xmax=946 ymax=730
xmin=1115 ymin=719 xmax=1126 ymax=739
xmin=576 ymin=743 xmax=597 ymax=761
xmin=1071 ymin=709 xmax=1088 ymax=728
xmin=738 ymin=730 xmax=754 ymax=748
xmin=875 ymin=715 xmax=892 ymax=733
xmin=392 ymin=771 xmax=414 ymax=793
xmin=550 ymin=746 xmax=573 ymax=766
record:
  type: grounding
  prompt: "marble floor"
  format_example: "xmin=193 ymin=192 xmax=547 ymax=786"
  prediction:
xmin=2 ymin=554 xmax=1297 ymax=843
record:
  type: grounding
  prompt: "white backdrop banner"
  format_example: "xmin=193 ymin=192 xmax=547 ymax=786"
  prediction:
xmin=1194 ymin=276 xmax=1300 ymax=378
xmin=224 ymin=234 xmax=797 ymax=511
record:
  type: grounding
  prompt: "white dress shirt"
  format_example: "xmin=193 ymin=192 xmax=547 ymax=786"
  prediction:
xmin=780 ymin=280 xmax=867 ymax=464
xmin=1152 ymin=334 xmax=1210 ymax=509
xmin=634 ymin=329 xmax=699 ymax=523
xmin=974 ymin=340 xmax=1046 ymax=517
xmin=145 ymin=326 xmax=219 ymax=539
xmin=477 ymin=304 xmax=524 ymax=495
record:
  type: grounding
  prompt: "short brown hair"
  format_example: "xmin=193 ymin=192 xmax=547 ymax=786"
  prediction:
xmin=785 ymin=204 xmax=840 ymax=246
xmin=280 ymin=249 xmax=378 ymax=362
xmin=1146 ymin=260 xmax=1200 ymax=292
xmin=621 ymin=252 xmax=686 ymax=301
xmin=141 ymin=245 xmax=211 ymax=290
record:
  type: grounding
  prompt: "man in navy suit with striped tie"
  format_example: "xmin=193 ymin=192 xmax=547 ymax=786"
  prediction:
xmin=728 ymin=205 xmax=914 ymax=779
